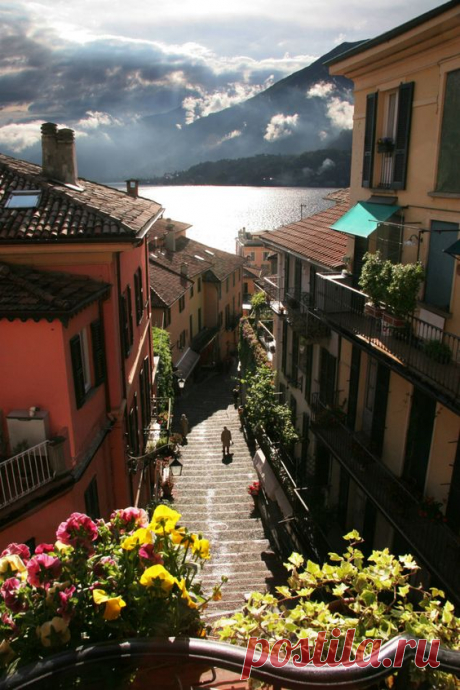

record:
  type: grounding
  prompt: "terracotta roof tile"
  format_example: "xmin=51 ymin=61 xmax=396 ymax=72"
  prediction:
xmin=0 ymin=262 xmax=111 ymax=319
xmin=259 ymin=189 xmax=350 ymax=269
xmin=149 ymin=262 xmax=193 ymax=308
xmin=0 ymin=153 xmax=163 ymax=242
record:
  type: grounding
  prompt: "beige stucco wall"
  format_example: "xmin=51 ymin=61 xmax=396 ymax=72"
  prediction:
xmin=425 ymin=404 xmax=460 ymax=505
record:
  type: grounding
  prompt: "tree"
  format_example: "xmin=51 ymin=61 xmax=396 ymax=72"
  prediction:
xmin=152 ymin=327 xmax=174 ymax=410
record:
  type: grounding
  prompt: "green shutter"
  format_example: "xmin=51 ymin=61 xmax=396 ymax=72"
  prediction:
xmin=91 ymin=319 xmax=106 ymax=386
xmin=127 ymin=285 xmax=134 ymax=346
xmin=362 ymin=92 xmax=378 ymax=188
xmin=392 ymin=82 xmax=414 ymax=190
xmin=120 ymin=294 xmax=130 ymax=357
xmin=70 ymin=335 xmax=86 ymax=409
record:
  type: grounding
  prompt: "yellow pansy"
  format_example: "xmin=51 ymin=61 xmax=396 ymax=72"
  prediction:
xmin=149 ymin=505 xmax=181 ymax=534
xmin=54 ymin=541 xmax=73 ymax=553
xmin=121 ymin=527 xmax=153 ymax=551
xmin=192 ymin=538 xmax=210 ymax=560
xmin=139 ymin=564 xmax=177 ymax=591
xmin=212 ymin=588 xmax=222 ymax=602
xmin=0 ymin=554 xmax=26 ymax=576
xmin=171 ymin=528 xmax=195 ymax=548
xmin=177 ymin=578 xmax=198 ymax=609
xmin=93 ymin=589 xmax=126 ymax=620
xmin=36 ymin=617 xmax=71 ymax=648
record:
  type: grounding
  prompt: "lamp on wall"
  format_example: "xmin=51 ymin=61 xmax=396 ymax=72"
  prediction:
xmin=178 ymin=377 xmax=186 ymax=390
xmin=169 ymin=457 xmax=183 ymax=476
xmin=404 ymin=234 xmax=419 ymax=247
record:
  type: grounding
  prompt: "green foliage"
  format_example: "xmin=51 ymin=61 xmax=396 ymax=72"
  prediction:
xmin=250 ymin=291 xmax=267 ymax=318
xmin=424 ymin=339 xmax=452 ymax=364
xmin=152 ymin=327 xmax=175 ymax=408
xmin=215 ymin=534 xmax=460 ymax=688
xmin=239 ymin=318 xmax=270 ymax=374
xmin=359 ymin=253 xmax=425 ymax=317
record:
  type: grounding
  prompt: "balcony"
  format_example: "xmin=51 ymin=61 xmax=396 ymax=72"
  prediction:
xmin=285 ymin=289 xmax=331 ymax=341
xmin=255 ymin=275 xmax=284 ymax=314
xmin=315 ymin=274 xmax=460 ymax=408
xmin=0 ymin=438 xmax=67 ymax=510
xmin=310 ymin=394 xmax=460 ymax=606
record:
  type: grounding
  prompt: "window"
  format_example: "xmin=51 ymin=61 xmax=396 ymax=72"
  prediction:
xmin=284 ymin=254 xmax=290 ymax=294
xmin=436 ymin=69 xmax=460 ymax=193
xmin=127 ymin=394 xmax=139 ymax=455
xmin=218 ymin=283 xmax=222 ymax=299
xmin=233 ymin=271 xmax=235 ymax=287
xmin=179 ymin=295 xmax=185 ymax=312
xmin=70 ymin=329 xmax=91 ymax=409
xmin=84 ymin=476 xmax=100 ymax=520
xmin=263 ymin=252 xmax=270 ymax=260
xmin=190 ymin=284 xmax=194 ymax=298
xmin=218 ymin=311 xmax=223 ymax=329
xmin=198 ymin=277 xmax=202 ymax=293
xmin=179 ymin=330 xmax=186 ymax=349
xmin=5 ymin=190 xmax=41 ymax=209
xmin=362 ymin=82 xmax=414 ymax=190
xmin=225 ymin=304 xmax=230 ymax=329
xmin=120 ymin=285 xmax=134 ymax=357
xmin=424 ymin=221 xmax=458 ymax=311
xmin=319 ymin=348 xmax=337 ymax=407
xmin=164 ymin=308 xmax=171 ymax=328
xmin=189 ymin=314 xmax=193 ymax=339
xmin=226 ymin=277 xmax=229 ymax=293
xmin=90 ymin=319 xmax=106 ymax=386
xmin=198 ymin=308 xmax=202 ymax=331
xmin=134 ymin=268 xmax=144 ymax=325
xmin=247 ymin=252 xmax=255 ymax=262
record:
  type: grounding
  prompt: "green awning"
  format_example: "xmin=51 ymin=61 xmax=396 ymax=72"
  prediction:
xmin=331 ymin=201 xmax=401 ymax=238
xmin=445 ymin=239 xmax=460 ymax=256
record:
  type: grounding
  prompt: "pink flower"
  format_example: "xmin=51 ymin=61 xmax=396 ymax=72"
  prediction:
xmin=27 ymin=554 xmax=62 ymax=589
xmin=93 ymin=556 xmax=117 ymax=578
xmin=110 ymin=508 xmax=149 ymax=533
xmin=0 ymin=578 xmax=27 ymax=613
xmin=1 ymin=612 xmax=18 ymax=633
xmin=35 ymin=544 xmax=55 ymax=555
xmin=57 ymin=585 xmax=76 ymax=621
xmin=56 ymin=513 xmax=98 ymax=549
xmin=1 ymin=543 xmax=30 ymax=561
xmin=139 ymin=543 xmax=163 ymax=565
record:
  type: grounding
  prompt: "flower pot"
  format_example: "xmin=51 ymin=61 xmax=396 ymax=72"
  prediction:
xmin=364 ymin=303 xmax=382 ymax=319
xmin=381 ymin=312 xmax=406 ymax=337
xmin=377 ymin=141 xmax=394 ymax=154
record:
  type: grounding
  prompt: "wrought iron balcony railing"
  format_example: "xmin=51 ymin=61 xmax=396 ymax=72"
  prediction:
xmin=0 ymin=438 xmax=67 ymax=510
xmin=310 ymin=393 xmax=460 ymax=606
xmin=315 ymin=274 xmax=460 ymax=407
xmin=3 ymin=636 xmax=460 ymax=690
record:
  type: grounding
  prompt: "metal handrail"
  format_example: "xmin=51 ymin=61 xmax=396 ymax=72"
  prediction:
xmin=0 ymin=440 xmax=53 ymax=509
xmin=1 ymin=636 xmax=459 ymax=690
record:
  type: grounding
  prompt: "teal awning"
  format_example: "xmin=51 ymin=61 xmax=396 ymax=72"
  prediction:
xmin=445 ymin=239 xmax=460 ymax=256
xmin=331 ymin=201 xmax=401 ymax=238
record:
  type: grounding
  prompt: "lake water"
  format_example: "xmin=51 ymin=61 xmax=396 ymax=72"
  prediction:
xmin=116 ymin=185 xmax=338 ymax=253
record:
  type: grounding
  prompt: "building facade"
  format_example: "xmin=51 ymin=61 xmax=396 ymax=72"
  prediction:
xmin=259 ymin=1 xmax=460 ymax=605
xmin=0 ymin=124 xmax=163 ymax=545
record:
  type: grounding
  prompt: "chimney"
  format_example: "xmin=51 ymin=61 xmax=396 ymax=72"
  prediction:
xmin=165 ymin=220 xmax=176 ymax=252
xmin=126 ymin=179 xmax=139 ymax=198
xmin=180 ymin=262 xmax=188 ymax=277
xmin=41 ymin=123 xmax=78 ymax=186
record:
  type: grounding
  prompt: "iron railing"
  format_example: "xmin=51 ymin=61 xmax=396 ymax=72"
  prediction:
xmin=0 ymin=440 xmax=54 ymax=509
xmin=310 ymin=393 xmax=460 ymax=606
xmin=315 ymin=274 xmax=460 ymax=406
xmin=255 ymin=276 xmax=284 ymax=314
xmin=2 ymin=636 xmax=459 ymax=690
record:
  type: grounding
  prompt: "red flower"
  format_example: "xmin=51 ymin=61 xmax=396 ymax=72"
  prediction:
xmin=27 ymin=554 xmax=62 ymax=589
xmin=1 ymin=543 xmax=30 ymax=561
xmin=139 ymin=543 xmax=164 ymax=565
xmin=0 ymin=577 xmax=27 ymax=613
xmin=35 ymin=543 xmax=55 ymax=555
xmin=56 ymin=512 xmax=98 ymax=549
xmin=57 ymin=585 xmax=76 ymax=621
xmin=110 ymin=507 xmax=149 ymax=533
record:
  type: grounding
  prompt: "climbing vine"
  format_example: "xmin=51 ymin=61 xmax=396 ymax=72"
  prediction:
xmin=152 ymin=327 xmax=175 ymax=411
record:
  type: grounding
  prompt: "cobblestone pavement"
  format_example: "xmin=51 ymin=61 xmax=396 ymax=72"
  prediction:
xmin=172 ymin=368 xmax=286 ymax=619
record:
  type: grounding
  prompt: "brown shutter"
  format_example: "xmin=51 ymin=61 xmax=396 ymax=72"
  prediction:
xmin=91 ymin=319 xmax=106 ymax=386
xmin=392 ymin=82 xmax=414 ymax=190
xmin=70 ymin=335 xmax=86 ymax=409
xmin=120 ymin=293 xmax=130 ymax=357
xmin=362 ymin=92 xmax=378 ymax=188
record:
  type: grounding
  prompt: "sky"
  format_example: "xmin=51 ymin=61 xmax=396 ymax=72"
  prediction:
xmin=0 ymin=0 xmax=447 ymax=177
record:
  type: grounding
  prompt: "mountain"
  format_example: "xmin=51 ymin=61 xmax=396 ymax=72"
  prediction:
xmin=146 ymin=147 xmax=352 ymax=188
xmin=134 ymin=41 xmax=361 ymax=176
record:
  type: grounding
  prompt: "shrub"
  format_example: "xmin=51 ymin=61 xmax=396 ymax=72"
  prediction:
xmin=424 ymin=339 xmax=452 ymax=364
xmin=152 ymin=327 xmax=175 ymax=408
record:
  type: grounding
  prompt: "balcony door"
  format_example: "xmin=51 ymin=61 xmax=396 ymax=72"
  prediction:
xmin=403 ymin=388 xmax=436 ymax=495
xmin=424 ymin=221 xmax=457 ymax=312
xmin=362 ymin=358 xmax=390 ymax=455
xmin=294 ymin=258 xmax=302 ymax=299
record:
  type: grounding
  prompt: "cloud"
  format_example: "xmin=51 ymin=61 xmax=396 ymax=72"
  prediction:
xmin=212 ymin=129 xmax=242 ymax=147
xmin=318 ymin=158 xmax=335 ymax=174
xmin=76 ymin=111 xmax=123 ymax=129
xmin=182 ymin=79 xmax=274 ymax=124
xmin=307 ymin=82 xmax=335 ymax=98
xmin=264 ymin=113 xmax=299 ymax=141
xmin=326 ymin=97 xmax=354 ymax=129
xmin=0 ymin=120 xmax=44 ymax=152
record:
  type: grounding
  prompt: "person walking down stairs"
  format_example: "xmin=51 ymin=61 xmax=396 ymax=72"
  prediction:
xmin=221 ymin=426 xmax=232 ymax=455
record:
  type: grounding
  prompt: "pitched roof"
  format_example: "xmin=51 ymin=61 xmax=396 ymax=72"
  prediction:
xmin=0 ymin=153 xmax=163 ymax=243
xmin=259 ymin=189 xmax=351 ymax=269
xmin=151 ymin=217 xmax=192 ymax=238
xmin=149 ymin=261 xmax=193 ymax=308
xmin=0 ymin=262 xmax=111 ymax=320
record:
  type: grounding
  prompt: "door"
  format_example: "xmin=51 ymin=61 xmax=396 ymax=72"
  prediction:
xmin=362 ymin=358 xmax=377 ymax=436
xmin=347 ymin=346 xmax=361 ymax=430
xmin=352 ymin=237 xmax=369 ymax=289
xmin=319 ymin=348 xmax=337 ymax=407
xmin=294 ymin=258 xmax=302 ymax=299
xmin=198 ymin=308 xmax=202 ymax=332
xmin=424 ymin=221 xmax=458 ymax=312
xmin=403 ymin=388 xmax=436 ymax=494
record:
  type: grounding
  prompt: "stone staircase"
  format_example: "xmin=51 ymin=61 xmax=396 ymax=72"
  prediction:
xmin=172 ymin=371 xmax=286 ymax=619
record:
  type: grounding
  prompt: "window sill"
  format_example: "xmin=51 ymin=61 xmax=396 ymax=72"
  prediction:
xmin=418 ymin=301 xmax=452 ymax=320
xmin=428 ymin=191 xmax=460 ymax=199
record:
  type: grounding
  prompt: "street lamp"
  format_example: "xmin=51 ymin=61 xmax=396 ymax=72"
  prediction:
xmin=169 ymin=457 xmax=183 ymax=476
xmin=178 ymin=377 xmax=186 ymax=390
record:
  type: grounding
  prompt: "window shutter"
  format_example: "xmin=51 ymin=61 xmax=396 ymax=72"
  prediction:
xmin=139 ymin=366 xmax=147 ymax=430
xmin=120 ymin=294 xmax=130 ymax=357
xmin=126 ymin=285 xmax=134 ymax=346
xmin=134 ymin=268 xmax=144 ymax=324
xmin=362 ymin=92 xmax=378 ymax=188
xmin=70 ymin=335 xmax=86 ymax=409
xmin=138 ymin=268 xmax=144 ymax=319
xmin=91 ymin=319 xmax=106 ymax=386
xmin=392 ymin=82 xmax=414 ymax=190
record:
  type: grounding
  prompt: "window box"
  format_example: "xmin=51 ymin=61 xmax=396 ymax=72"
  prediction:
xmin=377 ymin=138 xmax=394 ymax=154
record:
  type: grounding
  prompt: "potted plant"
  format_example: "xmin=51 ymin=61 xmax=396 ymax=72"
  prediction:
xmin=381 ymin=261 xmax=425 ymax=334
xmin=424 ymin=338 xmax=452 ymax=364
xmin=0 ymin=506 xmax=224 ymax=680
xmin=358 ymin=252 xmax=392 ymax=317
xmin=247 ymin=481 xmax=260 ymax=498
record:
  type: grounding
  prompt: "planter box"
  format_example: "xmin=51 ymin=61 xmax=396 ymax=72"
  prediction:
xmin=377 ymin=141 xmax=394 ymax=153
xmin=364 ymin=303 xmax=382 ymax=319
xmin=381 ymin=312 xmax=407 ymax=337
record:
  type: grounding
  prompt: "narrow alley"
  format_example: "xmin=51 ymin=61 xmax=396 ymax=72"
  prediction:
xmin=172 ymin=368 xmax=286 ymax=619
